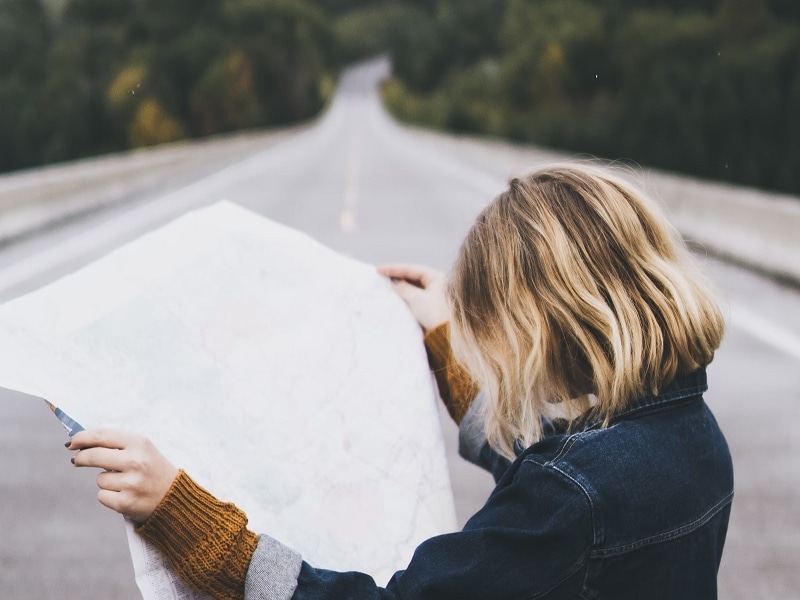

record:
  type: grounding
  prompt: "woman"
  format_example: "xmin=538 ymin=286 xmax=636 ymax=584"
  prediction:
xmin=68 ymin=164 xmax=733 ymax=599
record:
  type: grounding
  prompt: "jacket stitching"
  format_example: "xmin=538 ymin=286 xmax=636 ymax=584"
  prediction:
xmin=578 ymin=583 xmax=600 ymax=600
xmin=644 ymin=383 xmax=707 ymax=405
xmin=546 ymin=460 xmax=601 ymax=548
xmin=589 ymin=489 xmax=734 ymax=557
xmin=526 ymin=434 xmax=604 ymax=547
xmin=613 ymin=394 xmax=703 ymax=423
xmin=548 ymin=435 xmax=581 ymax=465
xmin=512 ymin=458 xmax=596 ymax=599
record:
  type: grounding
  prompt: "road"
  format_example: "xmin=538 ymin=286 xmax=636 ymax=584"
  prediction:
xmin=1 ymin=59 xmax=799 ymax=599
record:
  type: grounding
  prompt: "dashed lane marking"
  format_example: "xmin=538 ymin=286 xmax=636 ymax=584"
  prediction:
xmin=339 ymin=135 xmax=360 ymax=234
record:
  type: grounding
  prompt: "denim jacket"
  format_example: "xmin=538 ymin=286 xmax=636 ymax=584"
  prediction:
xmin=245 ymin=368 xmax=734 ymax=600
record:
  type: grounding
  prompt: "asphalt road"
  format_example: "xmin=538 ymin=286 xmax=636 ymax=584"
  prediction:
xmin=1 ymin=59 xmax=799 ymax=599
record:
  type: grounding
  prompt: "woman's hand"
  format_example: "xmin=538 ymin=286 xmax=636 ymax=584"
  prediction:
xmin=378 ymin=264 xmax=450 ymax=331
xmin=67 ymin=429 xmax=179 ymax=524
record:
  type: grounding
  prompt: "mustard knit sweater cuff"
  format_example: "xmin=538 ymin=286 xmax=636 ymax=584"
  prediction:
xmin=424 ymin=322 xmax=479 ymax=424
xmin=136 ymin=469 xmax=259 ymax=600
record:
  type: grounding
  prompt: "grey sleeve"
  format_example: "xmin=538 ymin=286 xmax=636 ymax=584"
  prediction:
xmin=244 ymin=535 xmax=303 ymax=600
xmin=458 ymin=391 xmax=512 ymax=482
xmin=458 ymin=390 xmax=488 ymax=465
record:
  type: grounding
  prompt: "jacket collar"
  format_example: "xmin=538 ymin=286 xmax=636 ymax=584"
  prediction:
xmin=580 ymin=368 xmax=708 ymax=431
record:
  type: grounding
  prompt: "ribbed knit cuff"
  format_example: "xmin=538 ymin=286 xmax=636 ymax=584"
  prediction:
xmin=424 ymin=322 xmax=479 ymax=424
xmin=136 ymin=470 xmax=259 ymax=600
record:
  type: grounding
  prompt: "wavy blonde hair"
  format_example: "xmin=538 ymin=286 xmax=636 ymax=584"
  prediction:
xmin=448 ymin=164 xmax=725 ymax=459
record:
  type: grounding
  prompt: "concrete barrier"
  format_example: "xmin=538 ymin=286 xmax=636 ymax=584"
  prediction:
xmin=0 ymin=126 xmax=302 ymax=246
xmin=648 ymin=173 xmax=800 ymax=285
xmin=412 ymin=129 xmax=800 ymax=286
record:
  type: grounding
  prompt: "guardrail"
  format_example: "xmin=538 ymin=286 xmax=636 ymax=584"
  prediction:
xmin=412 ymin=129 xmax=800 ymax=287
xmin=0 ymin=127 xmax=301 ymax=246
xmin=651 ymin=173 xmax=800 ymax=285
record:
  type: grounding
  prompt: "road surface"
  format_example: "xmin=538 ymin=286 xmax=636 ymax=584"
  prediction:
xmin=1 ymin=59 xmax=799 ymax=599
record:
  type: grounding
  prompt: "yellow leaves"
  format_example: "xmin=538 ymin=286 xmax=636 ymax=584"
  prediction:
xmin=128 ymin=99 xmax=184 ymax=148
xmin=107 ymin=64 xmax=185 ymax=147
xmin=318 ymin=74 xmax=336 ymax=105
xmin=380 ymin=78 xmax=406 ymax=110
xmin=107 ymin=65 xmax=147 ymax=115
xmin=538 ymin=42 xmax=565 ymax=99
xmin=541 ymin=42 xmax=565 ymax=72
xmin=224 ymin=51 xmax=255 ymax=98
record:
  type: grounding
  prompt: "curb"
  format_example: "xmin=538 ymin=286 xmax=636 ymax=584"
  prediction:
xmin=0 ymin=126 xmax=304 ymax=248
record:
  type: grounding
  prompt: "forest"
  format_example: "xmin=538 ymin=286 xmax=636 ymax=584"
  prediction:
xmin=0 ymin=0 xmax=344 ymax=172
xmin=370 ymin=0 xmax=800 ymax=194
xmin=2 ymin=0 xmax=799 ymax=195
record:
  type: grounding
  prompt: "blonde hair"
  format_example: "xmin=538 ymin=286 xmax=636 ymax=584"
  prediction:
xmin=448 ymin=164 xmax=725 ymax=459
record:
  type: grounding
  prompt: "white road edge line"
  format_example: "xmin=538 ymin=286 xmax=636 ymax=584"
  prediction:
xmin=731 ymin=302 xmax=800 ymax=362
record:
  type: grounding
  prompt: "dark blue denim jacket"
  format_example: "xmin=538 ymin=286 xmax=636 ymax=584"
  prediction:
xmin=246 ymin=368 xmax=734 ymax=600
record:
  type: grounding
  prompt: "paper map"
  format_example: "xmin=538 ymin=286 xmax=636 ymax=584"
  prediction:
xmin=0 ymin=202 xmax=456 ymax=599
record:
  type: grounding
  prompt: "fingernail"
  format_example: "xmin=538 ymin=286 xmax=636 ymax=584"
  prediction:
xmin=70 ymin=457 xmax=75 ymax=465
xmin=64 ymin=440 xmax=71 ymax=448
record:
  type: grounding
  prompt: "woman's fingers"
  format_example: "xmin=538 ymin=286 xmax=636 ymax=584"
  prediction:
xmin=377 ymin=264 xmax=444 ymax=288
xmin=389 ymin=279 xmax=425 ymax=303
xmin=96 ymin=469 xmax=125 ymax=493
xmin=72 ymin=446 xmax=127 ymax=471
xmin=67 ymin=429 xmax=179 ymax=522
xmin=68 ymin=428 xmax=138 ymax=451
xmin=385 ymin=275 xmax=450 ymax=330
xmin=97 ymin=488 xmax=126 ymax=515
xmin=379 ymin=264 xmax=440 ymax=286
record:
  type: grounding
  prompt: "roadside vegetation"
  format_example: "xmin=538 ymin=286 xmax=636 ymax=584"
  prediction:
xmin=0 ymin=0 xmax=348 ymax=173
xmin=2 ymin=0 xmax=799 ymax=196
xmin=366 ymin=0 xmax=800 ymax=195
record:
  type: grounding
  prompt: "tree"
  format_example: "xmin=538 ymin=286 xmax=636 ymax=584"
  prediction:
xmin=189 ymin=51 xmax=264 ymax=135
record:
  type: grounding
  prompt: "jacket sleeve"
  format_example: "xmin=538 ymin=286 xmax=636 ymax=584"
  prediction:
xmin=245 ymin=458 xmax=594 ymax=600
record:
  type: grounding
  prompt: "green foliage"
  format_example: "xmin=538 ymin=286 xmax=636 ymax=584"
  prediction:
xmin=221 ymin=0 xmax=336 ymax=123
xmin=0 ymin=0 xmax=341 ymax=173
xmin=0 ymin=0 xmax=54 ymax=170
xmin=383 ymin=0 xmax=800 ymax=195
xmin=334 ymin=3 xmax=427 ymax=63
xmin=189 ymin=51 xmax=264 ymax=136
xmin=498 ymin=0 xmax=605 ymax=109
xmin=315 ymin=0 xmax=388 ymax=15
xmin=5 ymin=0 xmax=800 ymax=195
xmin=0 ymin=0 xmax=51 ymax=83
xmin=770 ymin=0 xmax=800 ymax=20
xmin=63 ymin=0 xmax=134 ymax=23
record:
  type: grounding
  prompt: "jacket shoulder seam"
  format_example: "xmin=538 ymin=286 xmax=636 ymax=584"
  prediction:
xmin=525 ymin=450 xmax=601 ymax=548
